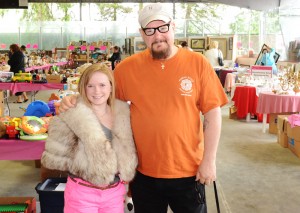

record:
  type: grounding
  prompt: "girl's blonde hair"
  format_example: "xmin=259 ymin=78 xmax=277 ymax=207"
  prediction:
xmin=78 ymin=63 xmax=115 ymax=110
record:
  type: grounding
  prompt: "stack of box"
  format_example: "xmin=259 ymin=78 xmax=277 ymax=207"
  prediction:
xmin=277 ymin=115 xmax=290 ymax=148
xmin=286 ymin=117 xmax=300 ymax=158
xmin=269 ymin=113 xmax=293 ymax=134
xmin=229 ymin=105 xmax=237 ymax=119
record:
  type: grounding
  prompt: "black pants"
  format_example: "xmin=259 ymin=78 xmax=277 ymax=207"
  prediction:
xmin=131 ymin=171 xmax=207 ymax=213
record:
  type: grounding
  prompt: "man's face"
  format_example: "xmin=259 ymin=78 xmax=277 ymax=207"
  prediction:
xmin=140 ymin=20 xmax=175 ymax=60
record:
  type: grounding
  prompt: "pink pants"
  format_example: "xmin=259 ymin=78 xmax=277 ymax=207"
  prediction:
xmin=64 ymin=177 xmax=126 ymax=213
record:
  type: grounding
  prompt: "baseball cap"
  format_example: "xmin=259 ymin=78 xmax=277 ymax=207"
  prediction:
xmin=138 ymin=3 xmax=173 ymax=28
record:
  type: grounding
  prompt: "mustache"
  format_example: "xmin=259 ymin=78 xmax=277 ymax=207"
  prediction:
xmin=152 ymin=40 xmax=167 ymax=46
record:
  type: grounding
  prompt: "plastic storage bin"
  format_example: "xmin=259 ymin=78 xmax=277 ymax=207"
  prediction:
xmin=35 ymin=177 xmax=67 ymax=213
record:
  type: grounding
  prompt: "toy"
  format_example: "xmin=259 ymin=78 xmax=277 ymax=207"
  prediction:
xmin=19 ymin=116 xmax=48 ymax=140
xmin=12 ymin=72 xmax=32 ymax=83
xmin=24 ymin=100 xmax=51 ymax=117
xmin=6 ymin=125 xmax=20 ymax=139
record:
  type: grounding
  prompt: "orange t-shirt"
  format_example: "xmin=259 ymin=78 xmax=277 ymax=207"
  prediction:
xmin=114 ymin=48 xmax=228 ymax=178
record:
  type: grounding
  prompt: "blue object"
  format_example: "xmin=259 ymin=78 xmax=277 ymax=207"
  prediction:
xmin=24 ymin=100 xmax=51 ymax=117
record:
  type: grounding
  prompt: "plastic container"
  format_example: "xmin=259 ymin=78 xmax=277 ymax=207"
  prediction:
xmin=35 ymin=177 xmax=67 ymax=213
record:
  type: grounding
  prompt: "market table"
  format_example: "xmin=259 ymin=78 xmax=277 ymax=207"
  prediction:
xmin=219 ymin=69 xmax=235 ymax=87
xmin=11 ymin=83 xmax=64 ymax=95
xmin=257 ymin=92 xmax=300 ymax=133
xmin=232 ymin=86 xmax=258 ymax=121
xmin=0 ymin=139 xmax=45 ymax=160
xmin=25 ymin=61 xmax=68 ymax=72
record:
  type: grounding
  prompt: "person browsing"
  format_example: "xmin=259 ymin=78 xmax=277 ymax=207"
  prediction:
xmin=204 ymin=40 xmax=223 ymax=67
xmin=58 ymin=3 xmax=228 ymax=213
xmin=42 ymin=63 xmax=138 ymax=213
xmin=8 ymin=44 xmax=29 ymax=103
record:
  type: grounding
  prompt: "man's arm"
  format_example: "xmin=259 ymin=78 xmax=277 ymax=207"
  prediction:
xmin=196 ymin=106 xmax=222 ymax=185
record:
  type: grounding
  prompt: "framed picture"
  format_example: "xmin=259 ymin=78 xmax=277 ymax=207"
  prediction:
xmin=175 ymin=38 xmax=187 ymax=46
xmin=195 ymin=50 xmax=204 ymax=54
xmin=229 ymin=37 xmax=233 ymax=50
xmin=191 ymin=38 xmax=205 ymax=49
xmin=134 ymin=37 xmax=147 ymax=53
xmin=208 ymin=37 xmax=227 ymax=59
xmin=124 ymin=38 xmax=130 ymax=54
xmin=255 ymin=44 xmax=280 ymax=65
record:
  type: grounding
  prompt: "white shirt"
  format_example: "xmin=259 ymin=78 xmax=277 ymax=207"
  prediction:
xmin=204 ymin=48 xmax=223 ymax=67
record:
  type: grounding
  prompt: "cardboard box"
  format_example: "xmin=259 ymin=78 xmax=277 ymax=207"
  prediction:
xmin=277 ymin=130 xmax=288 ymax=148
xmin=229 ymin=105 xmax=237 ymax=119
xmin=277 ymin=115 xmax=289 ymax=133
xmin=277 ymin=115 xmax=291 ymax=148
xmin=288 ymin=137 xmax=300 ymax=158
xmin=46 ymin=75 xmax=62 ymax=83
xmin=287 ymin=122 xmax=300 ymax=141
xmin=0 ymin=196 xmax=36 ymax=213
xmin=269 ymin=113 xmax=294 ymax=135
xmin=79 ymin=54 xmax=87 ymax=59
xmin=287 ymin=122 xmax=300 ymax=157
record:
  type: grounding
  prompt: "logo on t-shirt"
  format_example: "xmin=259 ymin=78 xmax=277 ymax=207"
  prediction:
xmin=179 ymin=76 xmax=193 ymax=96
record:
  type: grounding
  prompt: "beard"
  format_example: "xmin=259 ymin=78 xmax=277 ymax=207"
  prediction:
xmin=151 ymin=40 xmax=171 ymax=60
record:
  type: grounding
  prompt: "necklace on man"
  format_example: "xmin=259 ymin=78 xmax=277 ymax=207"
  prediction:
xmin=161 ymin=62 xmax=165 ymax=70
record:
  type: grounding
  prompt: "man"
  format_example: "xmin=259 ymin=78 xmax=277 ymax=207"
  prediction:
xmin=59 ymin=3 xmax=228 ymax=213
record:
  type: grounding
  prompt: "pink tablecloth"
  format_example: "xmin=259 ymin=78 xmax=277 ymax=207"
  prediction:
xmin=25 ymin=62 xmax=68 ymax=72
xmin=0 ymin=83 xmax=14 ymax=91
xmin=0 ymin=83 xmax=63 ymax=94
xmin=0 ymin=139 xmax=45 ymax=160
xmin=257 ymin=92 xmax=300 ymax=114
xmin=12 ymin=83 xmax=64 ymax=94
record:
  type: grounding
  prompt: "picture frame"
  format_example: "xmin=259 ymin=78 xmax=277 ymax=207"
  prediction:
xmin=191 ymin=38 xmax=205 ymax=49
xmin=255 ymin=44 xmax=280 ymax=65
xmin=174 ymin=39 xmax=179 ymax=45
xmin=174 ymin=38 xmax=187 ymax=46
xmin=208 ymin=37 xmax=227 ymax=59
xmin=229 ymin=37 xmax=233 ymax=50
xmin=195 ymin=50 xmax=204 ymax=54
xmin=134 ymin=37 xmax=147 ymax=53
xmin=124 ymin=38 xmax=130 ymax=54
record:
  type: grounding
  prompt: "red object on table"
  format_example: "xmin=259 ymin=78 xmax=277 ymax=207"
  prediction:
xmin=232 ymin=86 xmax=259 ymax=119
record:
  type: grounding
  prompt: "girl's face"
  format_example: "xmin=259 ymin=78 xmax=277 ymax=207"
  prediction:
xmin=86 ymin=72 xmax=111 ymax=107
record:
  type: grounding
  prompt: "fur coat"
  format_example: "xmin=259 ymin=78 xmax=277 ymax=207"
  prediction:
xmin=41 ymin=98 xmax=138 ymax=185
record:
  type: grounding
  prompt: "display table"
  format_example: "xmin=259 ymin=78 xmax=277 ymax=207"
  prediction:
xmin=224 ymin=72 xmax=236 ymax=92
xmin=257 ymin=92 xmax=300 ymax=132
xmin=11 ymin=83 xmax=64 ymax=94
xmin=25 ymin=61 xmax=68 ymax=72
xmin=219 ymin=69 xmax=235 ymax=87
xmin=232 ymin=86 xmax=258 ymax=120
xmin=0 ymin=82 xmax=63 ymax=94
xmin=0 ymin=139 xmax=45 ymax=160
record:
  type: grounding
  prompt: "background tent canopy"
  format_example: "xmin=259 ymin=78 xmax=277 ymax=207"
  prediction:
xmin=25 ymin=0 xmax=298 ymax=11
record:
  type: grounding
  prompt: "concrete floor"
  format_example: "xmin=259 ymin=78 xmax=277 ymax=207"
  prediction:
xmin=0 ymin=91 xmax=300 ymax=213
